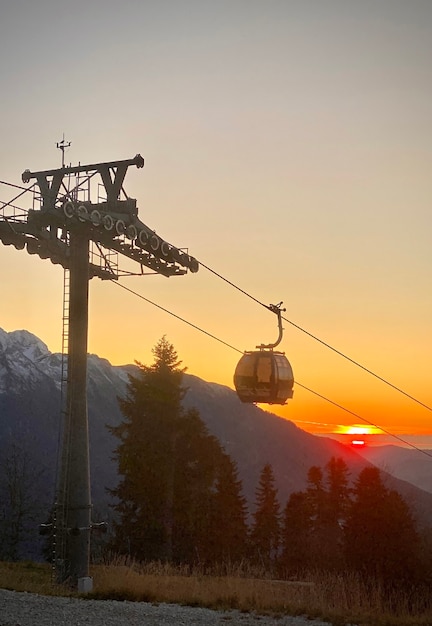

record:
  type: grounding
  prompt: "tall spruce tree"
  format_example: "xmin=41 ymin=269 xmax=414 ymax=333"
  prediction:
xmin=250 ymin=463 xmax=280 ymax=568
xmin=170 ymin=407 xmax=227 ymax=564
xmin=325 ymin=457 xmax=350 ymax=525
xmin=322 ymin=457 xmax=351 ymax=569
xmin=304 ymin=465 xmax=327 ymax=567
xmin=282 ymin=458 xmax=350 ymax=573
xmin=108 ymin=337 xmax=227 ymax=564
xmin=281 ymin=491 xmax=312 ymax=574
xmin=344 ymin=466 xmax=421 ymax=586
xmin=306 ymin=465 xmax=325 ymax=525
xmin=207 ymin=454 xmax=248 ymax=566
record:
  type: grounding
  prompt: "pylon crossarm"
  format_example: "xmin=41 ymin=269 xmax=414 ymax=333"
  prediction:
xmin=22 ymin=155 xmax=144 ymax=206
xmin=3 ymin=155 xmax=200 ymax=279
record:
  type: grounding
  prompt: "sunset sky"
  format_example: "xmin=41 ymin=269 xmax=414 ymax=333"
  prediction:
xmin=1 ymin=1 xmax=431 ymax=448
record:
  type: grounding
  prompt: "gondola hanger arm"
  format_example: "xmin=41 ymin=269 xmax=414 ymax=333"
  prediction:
xmin=256 ymin=302 xmax=286 ymax=350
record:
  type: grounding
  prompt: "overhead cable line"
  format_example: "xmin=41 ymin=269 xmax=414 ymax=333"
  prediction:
xmin=281 ymin=316 xmax=432 ymax=413
xmin=199 ymin=261 xmax=432 ymax=413
xmin=1 ymin=181 xmax=429 ymax=412
xmin=111 ymin=279 xmax=432 ymax=459
xmin=0 ymin=182 xmax=37 ymax=212
xmin=2 ymin=178 xmax=429 ymax=443
xmin=296 ymin=383 xmax=432 ymax=458
xmin=112 ymin=280 xmax=243 ymax=354
xmin=0 ymin=179 xmax=34 ymax=192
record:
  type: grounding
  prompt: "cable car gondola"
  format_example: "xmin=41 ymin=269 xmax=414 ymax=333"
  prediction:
xmin=234 ymin=303 xmax=294 ymax=405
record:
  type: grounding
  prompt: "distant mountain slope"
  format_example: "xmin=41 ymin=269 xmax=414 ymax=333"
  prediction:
xmin=182 ymin=374 xmax=369 ymax=505
xmin=357 ymin=445 xmax=432 ymax=496
xmin=1 ymin=327 xmax=432 ymax=530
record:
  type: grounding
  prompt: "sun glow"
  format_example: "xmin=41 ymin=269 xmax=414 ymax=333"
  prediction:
xmin=336 ymin=425 xmax=382 ymax=436
xmin=325 ymin=424 xmax=386 ymax=448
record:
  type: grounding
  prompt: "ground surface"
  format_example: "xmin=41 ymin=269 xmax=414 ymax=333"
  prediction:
xmin=0 ymin=588 xmax=333 ymax=625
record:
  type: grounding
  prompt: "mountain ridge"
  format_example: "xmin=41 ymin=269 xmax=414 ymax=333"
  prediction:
xmin=357 ymin=444 xmax=432 ymax=496
xmin=1 ymin=327 xmax=432 ymax=537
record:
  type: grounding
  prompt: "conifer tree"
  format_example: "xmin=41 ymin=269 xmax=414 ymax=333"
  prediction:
xmin=108 ymin=337 xmax=227 ymax=564
xmin=170 ymin=407 xmax=227 ymax=564
xmin=325 ymin=457 xmax=350 ymax=524
xmin=344 ymin=466 xmax=421 ymax=586
xmin=293 ymin=459 xmax=350 ymax=571
xmin=303 ymin=464 xmax=327 ymax=567
xmin=322 ymin=457 xmax=351 ymax=569
xmin=207 ymin=454 xmax=248 ymax=566
xmin=250 ymin=463 xmax=280 ymax=568
xmin=306 ymin=465 xmax=325 ymax=525
xmin=281 ymin=491 xmax=312 ymax=574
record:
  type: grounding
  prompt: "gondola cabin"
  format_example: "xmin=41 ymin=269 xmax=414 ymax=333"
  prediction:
xmin=234 ymin=349 xmax=294 ymax=405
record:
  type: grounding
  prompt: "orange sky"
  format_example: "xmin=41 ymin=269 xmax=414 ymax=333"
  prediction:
xmin=1 ymin=1 xmax=431 ymax=447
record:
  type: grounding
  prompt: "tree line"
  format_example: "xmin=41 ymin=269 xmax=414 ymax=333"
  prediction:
xmin=108 ymin=338 xmax=429 ymax=587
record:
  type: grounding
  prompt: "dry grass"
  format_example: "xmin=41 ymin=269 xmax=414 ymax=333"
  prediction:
xmin=91 ymin=556 xmax=315 ymax=613
xmin=1 ymin=558 xmax=432 ymax=626
xmin=89 ymin=558 xmax=432 ymax=625
xmin=0 ymin=561 xmax=63 ymax=596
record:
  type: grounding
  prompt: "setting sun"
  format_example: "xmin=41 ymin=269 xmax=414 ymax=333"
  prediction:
xmin=350 ymin=439 xmax=366 ymax=448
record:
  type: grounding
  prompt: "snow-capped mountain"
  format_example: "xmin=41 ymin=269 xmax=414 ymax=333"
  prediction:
xmin=0 ymin=328 xmax=58 ymax=393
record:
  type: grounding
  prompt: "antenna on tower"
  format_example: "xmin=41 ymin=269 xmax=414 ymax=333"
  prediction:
xmin=56 ymin=134 xmax=71 ymax=168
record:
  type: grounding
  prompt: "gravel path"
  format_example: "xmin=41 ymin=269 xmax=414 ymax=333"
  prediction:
xmin=0 ymin=589 xmax=332 ymax=626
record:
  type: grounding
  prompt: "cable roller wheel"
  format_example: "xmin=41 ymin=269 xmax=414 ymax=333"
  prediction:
xmin=90 ymin=210 xmax=101 ymax=226
xmin=160 ymin=241 xmax=170 ymax=257
xmin=138 ymin=229 xmax=149 ymax=246
xmin=103 ymin=214 xmax=114 ymax=231
xmin=150 ymin=234 xmax=160 ymax=251
xmin=126 ymin=224 xmax=137 ymax=240
xmin=188 ymin=256 xmax=199 ymax=273
xmin=115 ymin=220 xmax=126 ymax=236
xmin=63 ymin=201 xmax=75 ymax=218
xmin=77 ymin=205 xmax=88 ymax=222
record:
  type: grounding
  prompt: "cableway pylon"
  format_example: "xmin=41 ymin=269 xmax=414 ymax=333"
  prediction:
xmin=0 ymin=152 xmax=200 ymax=591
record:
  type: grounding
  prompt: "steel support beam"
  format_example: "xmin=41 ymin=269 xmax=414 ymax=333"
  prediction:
xmin=56 ymin=230 xmax=92 ymax=587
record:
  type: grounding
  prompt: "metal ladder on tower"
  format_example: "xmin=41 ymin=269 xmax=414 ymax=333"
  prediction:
xmin=61 ymin=267 xmax=70 ymax=394
xmin=52 ymin=265 xmax=71 ymax=581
